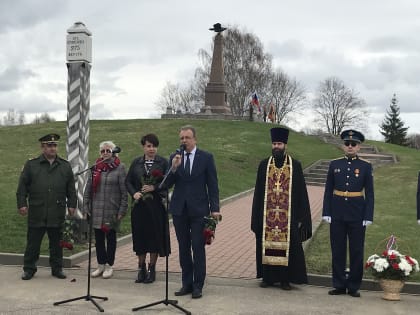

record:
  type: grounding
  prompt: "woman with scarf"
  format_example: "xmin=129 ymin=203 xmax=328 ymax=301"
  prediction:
xmin=126 ymin=133 xmax=169 ymax=284
xmin=83 ymin=141 xmax=128 ymax=279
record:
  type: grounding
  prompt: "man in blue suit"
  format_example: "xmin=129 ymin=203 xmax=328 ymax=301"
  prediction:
xmin=167 ymin=125 xmax=221 ymax=299
xmin=322 ymin=129 xmax=374 ymax=298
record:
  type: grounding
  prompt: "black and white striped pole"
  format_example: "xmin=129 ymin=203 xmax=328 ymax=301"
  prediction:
xmin=66 ymin=22 xmax=92 ymax=221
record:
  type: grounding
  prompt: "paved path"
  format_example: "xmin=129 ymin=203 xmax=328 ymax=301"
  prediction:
xmin=79 ymin=186 xmax=325 ymax=279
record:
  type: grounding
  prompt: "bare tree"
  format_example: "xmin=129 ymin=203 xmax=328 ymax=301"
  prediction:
xmin=155 ymin=81 xmax=200 ymax=114
xmin=31 ymin=113 xmax=56 ymax=124
xmin=313 ymin=77 xmax=368 ymax=135
xmin=3 ymin=108 xmax=17 ymax=125
xmin=266 ymin=69 xmax=306 ymax=124
xmin=406 ymin=133 xmax=420 ymax=149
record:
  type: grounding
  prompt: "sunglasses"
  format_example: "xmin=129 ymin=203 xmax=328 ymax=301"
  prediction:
xmin=100 ymin=149 xmax=112 ymax=154
xmin=344 ymin=141 xmax=358 ymax=147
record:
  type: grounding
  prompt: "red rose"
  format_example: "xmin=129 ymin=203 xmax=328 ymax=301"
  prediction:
xmin=389 ymin=253 xmax=397 ymax=260
xmin=382 ymin=250 xmax=388 ymax=257
xmin=101 ymin=224 xmax=110 ymax=234
xmin=151 ymin=169 xmax=163 ymax=178
xmin=59 ymin=240 xmax=74 ymax=250
xmin=392 ymin=263 xmax=399 ymax=270
xmin=203 ymin=228 xmax=214 ymax=245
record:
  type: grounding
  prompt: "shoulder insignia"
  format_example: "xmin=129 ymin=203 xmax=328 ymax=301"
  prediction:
xmin=330 ymin=157 xmax=344 ymax=162
xmin=359 ymin=157 xmax=372 ymax=164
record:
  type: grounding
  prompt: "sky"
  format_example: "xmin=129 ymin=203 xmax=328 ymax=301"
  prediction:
xmin=1 ymin=0 xmax=420 ymax=140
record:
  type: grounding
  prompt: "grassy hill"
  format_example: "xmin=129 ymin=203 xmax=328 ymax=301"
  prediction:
xmin=2 ymin=119 xmax=420 ymax=282
xmin=0 ymin=119 xmax=340 ymax=255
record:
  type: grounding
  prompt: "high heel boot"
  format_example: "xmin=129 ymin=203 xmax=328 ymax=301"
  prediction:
xmin=144 ymin=264 xmax=156 ymax=283
xmin=135 ymin=262 xmax=147 ymax=283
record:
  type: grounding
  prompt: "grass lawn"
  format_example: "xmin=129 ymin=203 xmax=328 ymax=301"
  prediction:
xmin=306 ymin=140 xmax=420 ymax=282
xmin=0 ymin=119 xmax=340 ymax=256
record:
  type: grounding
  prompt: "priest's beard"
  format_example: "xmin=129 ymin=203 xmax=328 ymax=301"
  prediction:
xmin=272 ymin=148 xmax=285 ymax=167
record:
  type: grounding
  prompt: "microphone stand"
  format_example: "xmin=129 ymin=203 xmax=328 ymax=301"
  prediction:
xmin=132 ymin=162 xmax=191 ymax=315
xmin=54 ymin=162 xmax=108 ymax=312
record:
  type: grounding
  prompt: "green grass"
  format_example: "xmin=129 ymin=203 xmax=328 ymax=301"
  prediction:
xmin=0 ymin=119 xmax=340 ymax=256
xmin=306 ymin=140 xmax=420 ymax=281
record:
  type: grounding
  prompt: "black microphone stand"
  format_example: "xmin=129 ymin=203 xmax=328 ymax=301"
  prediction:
xmin=132 ymin=161 xmax=191 ymax=314
xmin=54 ymin=162 xmax=108 ymax=312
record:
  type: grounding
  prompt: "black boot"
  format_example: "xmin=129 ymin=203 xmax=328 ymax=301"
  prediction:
xmin=144 ymin=264 xmax=156 ymax=284
xmin=135 ymin=263 xmax=147 ymax=283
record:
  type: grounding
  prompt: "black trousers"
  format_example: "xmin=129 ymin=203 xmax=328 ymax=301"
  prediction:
xmin=330 ymin=220 xmax=366 ymax=292
xmin=94 ymin=228 xmax=117 ymax=266
xmin=23 ymin=226 xmax=62 ymax=273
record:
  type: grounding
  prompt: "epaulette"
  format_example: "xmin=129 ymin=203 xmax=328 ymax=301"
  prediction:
xmin=331 ymin=156 xmax=345 ymax=161
xmin=359 ymin=157 xmax=372 ymax=164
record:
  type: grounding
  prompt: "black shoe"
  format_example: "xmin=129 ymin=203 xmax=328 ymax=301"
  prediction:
xmin=192 ymin=289 xmax=202 ymax=299
xmin=52 ymin=270 xmax=67 ymax=279
xmin=174 ymin=286 xmax=193 ymax=296
xmin=21 ymin=271 xmax=35 ymax=280
xmin=348 ymin=291 xmax=361 ymax=297
xmin=135 ymin=263 xmax=147 ymax=283
xmin=280 ymin=282 xmax=292 ymax=290
xmin=144 ymin=264 xmax=156 ymax=284
xmin=328 ymin=288 xmax=346 ymax=295
xmin=259 ymin=281 xmax=271 ymax=288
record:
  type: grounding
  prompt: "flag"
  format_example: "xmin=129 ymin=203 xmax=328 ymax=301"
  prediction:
xmin=267 ymin=104 xmax=276 ymax=123
xmin=251 ymin=92 xmax=261 ymax=112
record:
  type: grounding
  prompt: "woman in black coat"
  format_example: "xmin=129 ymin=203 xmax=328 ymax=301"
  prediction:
xmin=126 ymin=133 xmax=169 ymax=283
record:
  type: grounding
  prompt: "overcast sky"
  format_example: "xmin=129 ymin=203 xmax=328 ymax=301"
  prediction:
xmin=1 ymin=0 xmax=420 ymax=140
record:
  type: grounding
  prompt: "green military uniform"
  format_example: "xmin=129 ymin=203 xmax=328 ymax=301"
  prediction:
xmin=16 ymin=134 xmax=77 ymax=277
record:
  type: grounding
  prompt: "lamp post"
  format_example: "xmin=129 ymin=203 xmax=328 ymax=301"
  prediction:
xmin=65 ymin=21 xmax=92 ymax=225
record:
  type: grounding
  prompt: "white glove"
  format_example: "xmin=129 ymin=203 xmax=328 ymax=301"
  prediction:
xmin=417 ymin=220 xmax=420 ymax=225
xmin=363 ymin=220 xmax=372 ymax=226
xmin=322 ymin=216 xmax=331 ymax=223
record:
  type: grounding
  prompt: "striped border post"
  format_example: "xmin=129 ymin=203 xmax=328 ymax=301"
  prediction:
xmin=66 ymin=22 xmax=92 ymax=234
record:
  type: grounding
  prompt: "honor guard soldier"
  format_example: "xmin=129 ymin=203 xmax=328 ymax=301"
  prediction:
xmin=322 ymin=129 xmax=374 ymax=298
xmin=16 ymin=133 xmax=77 ymax=280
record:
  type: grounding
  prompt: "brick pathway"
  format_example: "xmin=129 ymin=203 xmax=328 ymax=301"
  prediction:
xmin=79 ymin=186 xmax=325 ymax=279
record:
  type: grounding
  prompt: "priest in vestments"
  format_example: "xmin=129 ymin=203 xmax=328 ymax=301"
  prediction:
xmin=251 ymin=127 xmax=312 ymax=290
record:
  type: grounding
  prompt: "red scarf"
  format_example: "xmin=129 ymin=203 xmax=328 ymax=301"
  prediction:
xmin=92 ymin=157 xmax=121 ymax=193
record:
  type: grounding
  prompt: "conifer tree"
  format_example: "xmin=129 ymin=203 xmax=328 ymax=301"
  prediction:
xmin=379 ymin=94 xmax=409 ymax=145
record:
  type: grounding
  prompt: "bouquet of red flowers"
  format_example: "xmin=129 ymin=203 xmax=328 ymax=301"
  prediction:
xmin=141 ymin=169 xmax=164 ymax=200
xmin=203 ymin=215 xmax=222 ymax=245
xmin=60 ymin=217 xmax=77 ymax=250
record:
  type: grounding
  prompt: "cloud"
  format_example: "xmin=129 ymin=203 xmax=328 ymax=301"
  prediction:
xmin=0 ymin=67 xmax=36 ymax=91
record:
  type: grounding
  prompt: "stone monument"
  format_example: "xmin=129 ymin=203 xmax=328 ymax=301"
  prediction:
xmin=202 ymin=23 xmax=232 ymax=115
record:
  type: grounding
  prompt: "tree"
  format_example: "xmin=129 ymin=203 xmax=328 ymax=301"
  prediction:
xmin=406 ymin=133 xmax=420 ymax=150
xmin=266 ymin=69 xmax=306 ymax=124
xmin=379 ymin=94 xmax=409 ymax=145
xmin=313 ymin=77 xmax=368 ymax=135
xmin=155 ymin=81 xmax=200 ymax=114
xmin=31 ymin=113 xmax=56 ymax=124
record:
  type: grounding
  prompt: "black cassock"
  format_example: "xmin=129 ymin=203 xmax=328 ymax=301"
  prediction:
xmin=251 ymin=156 xmax=312 ymax=284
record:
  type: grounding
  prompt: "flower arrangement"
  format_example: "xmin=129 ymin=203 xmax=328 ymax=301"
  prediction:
xmin=60 ymin=217 xmax=78 ymax=250
xmin=365 ymin=235 xmax=419 ymax=281
xmin=141 ymin=169 xmax=164 ymax=200
xmin=203 ymin=215 xmax=222 ymax=245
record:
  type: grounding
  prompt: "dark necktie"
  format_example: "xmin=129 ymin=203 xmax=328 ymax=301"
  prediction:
xmin=185 ymin=152 xmax=191 ymax=175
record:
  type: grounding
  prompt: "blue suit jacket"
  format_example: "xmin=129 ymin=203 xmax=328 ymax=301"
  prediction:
xmin=167 ymin=148 xmax=220 ymax=216
xmin=322 ymin=156 xmax=374 ymax=222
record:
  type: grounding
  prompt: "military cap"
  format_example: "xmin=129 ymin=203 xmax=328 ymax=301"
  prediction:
xmin=38 ymin=133 xmax=60 ymax=144
xmin=340 ymin=129 xmax=364 ymax=143
xmin=270 ymin=127 xmax=289 ymax=144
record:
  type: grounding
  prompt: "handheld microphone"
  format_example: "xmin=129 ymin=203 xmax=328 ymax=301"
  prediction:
xmin=176 ymin=144 xmax=186 ymax=154
xmin=112 ymin=146 xmax=121 ymax=154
